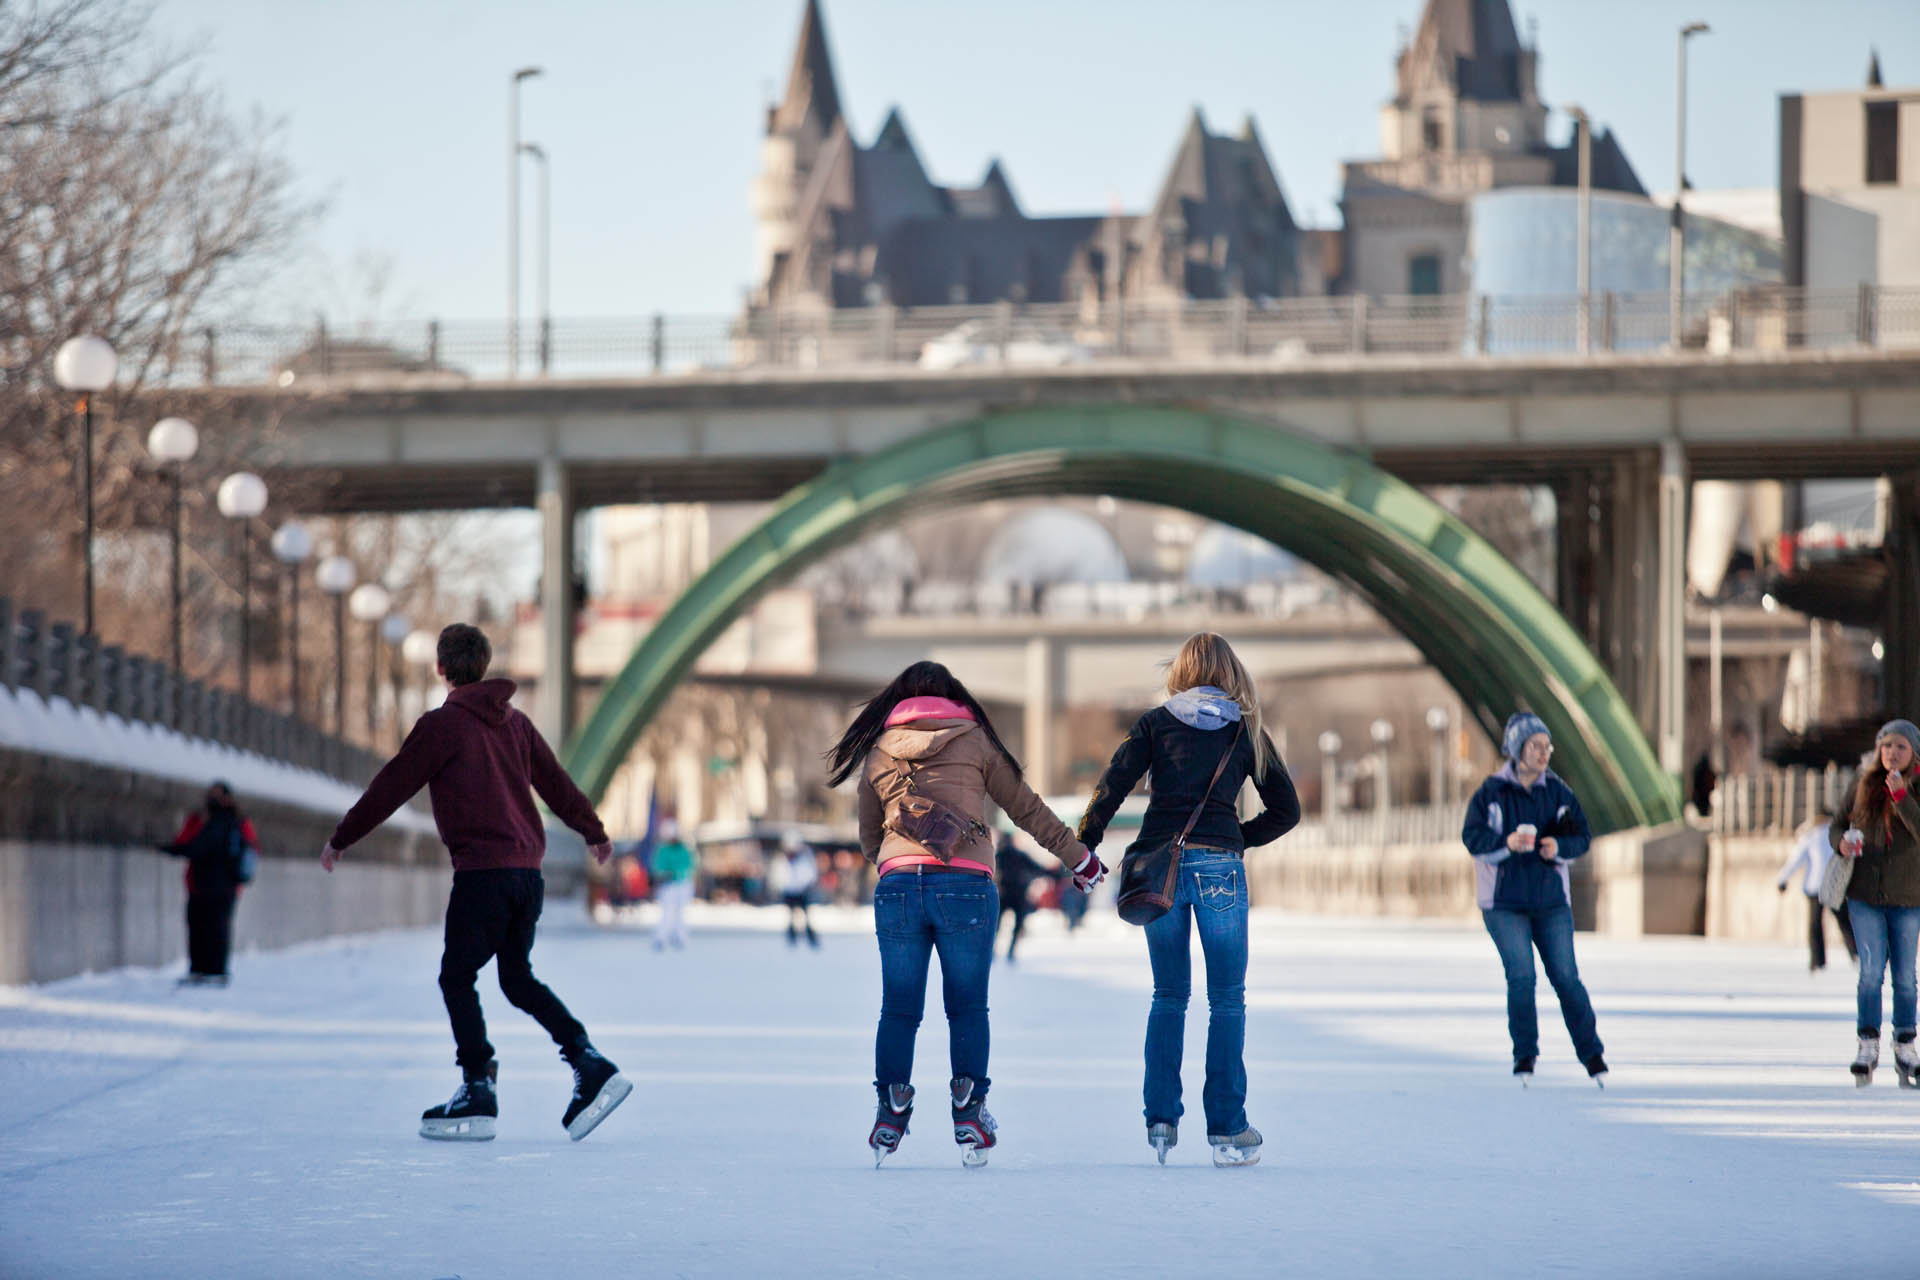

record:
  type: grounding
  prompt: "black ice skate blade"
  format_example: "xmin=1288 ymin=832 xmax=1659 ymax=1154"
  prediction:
xmin=566 ymin=1073 xmax=633 ymax=1142
xmin=420 ymin=1116 xmax=496 ymax=1141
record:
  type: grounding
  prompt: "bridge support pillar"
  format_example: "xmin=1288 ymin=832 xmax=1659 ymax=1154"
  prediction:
xmin=1023 ymin=635 xmax=1063 ymax=796
xmin=1656 ymin=439 xmax=1689 ymax=779
xmin=1883 ymin=471 xmax=1920 ymax=714
xmin=538 ymin=456 xmax=576 ymax=749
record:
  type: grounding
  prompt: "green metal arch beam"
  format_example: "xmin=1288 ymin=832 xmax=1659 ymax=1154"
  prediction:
xmin=564 ymin=406 xmax=1678 ymax=834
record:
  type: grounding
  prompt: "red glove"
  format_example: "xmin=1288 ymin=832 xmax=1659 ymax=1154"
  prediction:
xmin=1071 ymin=850 xmax=1107 ymax=892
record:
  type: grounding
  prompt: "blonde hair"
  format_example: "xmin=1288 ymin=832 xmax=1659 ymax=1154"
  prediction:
xmin=1165 ymin=632 xmax=1272 ymax=780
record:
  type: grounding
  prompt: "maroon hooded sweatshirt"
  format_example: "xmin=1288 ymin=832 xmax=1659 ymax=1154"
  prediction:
xmin=328 ymin=678 xmax=606 ymax=872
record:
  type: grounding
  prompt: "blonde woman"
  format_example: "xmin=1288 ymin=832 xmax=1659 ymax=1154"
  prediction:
xmin=1079 ymin=633 xmax=1300 ymax=1166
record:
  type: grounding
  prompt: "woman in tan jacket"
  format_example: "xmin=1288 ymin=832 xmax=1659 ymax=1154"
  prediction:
xmin=826 ymin=661 xmax=1103 ymax=1167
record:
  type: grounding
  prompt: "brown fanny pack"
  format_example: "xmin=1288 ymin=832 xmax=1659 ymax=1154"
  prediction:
xmin=879 ymin=752 xmax=990 ymax=862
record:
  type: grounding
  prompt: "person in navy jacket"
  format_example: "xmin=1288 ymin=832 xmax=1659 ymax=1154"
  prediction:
xmin=1462 ymin=712 xmax=1608 ymax=1083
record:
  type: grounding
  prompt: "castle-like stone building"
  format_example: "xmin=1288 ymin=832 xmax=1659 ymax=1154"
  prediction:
xmin=751 ymin=0 xmax=1644 ymax=311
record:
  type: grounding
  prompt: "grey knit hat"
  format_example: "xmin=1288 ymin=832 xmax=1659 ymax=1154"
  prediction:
xmin=1876 ymin=719 xmax=1920 ymax=755
xmin=1503 ymin=712 xmax=1550 ymax=762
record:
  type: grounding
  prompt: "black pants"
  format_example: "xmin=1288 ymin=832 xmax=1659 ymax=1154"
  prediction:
xmin=999 ymin=902 xmax=1033 ymax=959
xmin=782 ymin=892 xmax=817 ymax=942
xmin=440 ymin=869 xmax=586 ymax=1075
xmin=185 ymin=891 xmax=236 ymax=977
xmin=1809 ymin=894 xmax=1859 ymax=969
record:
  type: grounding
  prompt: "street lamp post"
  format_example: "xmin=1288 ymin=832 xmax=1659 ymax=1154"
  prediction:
xmin=380 ymin=613 xmax=410 ymax=750
xmin=1370 ymin=718 xmax=1396 ymax=821
xmin=215 ymin=472 xmax=269 ymax=701
xmin=52 ymin=336 xmax=118 ymax=635
xmin=145 ymin=417 xmax=198 ymax=678
xmin=1425 ymin=705 xmax=1451 ymax=809
xmin=402 ymin=627 xmax=440 ymax=726
xmin=520 ymin=141 xmax=551 ymax=374
xmin=1317 ymin=731 xmax=1342 ymax=827
xmin=507 ymin=66 xmax=544 ymax=379
xmin=348 ymin=582 xmax=391 ymax=744
xmin=1671 ymin=22 xmax=1710 ymax=348
xmin=270 ymin=522 xmax=314 ymax=719
xmin=315 ymin=556 xmax=356 ymax=737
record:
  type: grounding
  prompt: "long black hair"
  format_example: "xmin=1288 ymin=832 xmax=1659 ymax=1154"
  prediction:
xmin=825 ymin=661 xmax=1020 ymax=786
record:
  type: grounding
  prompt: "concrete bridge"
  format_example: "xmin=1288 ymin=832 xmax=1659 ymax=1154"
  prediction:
xmin=181 ymin=342 xmax=1920 ymax=838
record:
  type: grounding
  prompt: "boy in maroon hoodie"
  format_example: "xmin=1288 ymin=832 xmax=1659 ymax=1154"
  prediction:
xmin=320 ymin=623 xmax=630 ymax=1143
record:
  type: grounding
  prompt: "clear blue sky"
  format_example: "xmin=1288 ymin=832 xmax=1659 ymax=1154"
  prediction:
xmin=156 ymin=0 xmax=1917 ymax=324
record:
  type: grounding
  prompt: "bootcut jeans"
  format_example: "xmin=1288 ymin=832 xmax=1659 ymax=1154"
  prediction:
xmin=872 ymin=869 xmax=997 ymax=1099
xmin=1481 ymin=903 xmax=1604 ymax=1064
xmin=1143 ymin=847 xmax=1250 ymax=1137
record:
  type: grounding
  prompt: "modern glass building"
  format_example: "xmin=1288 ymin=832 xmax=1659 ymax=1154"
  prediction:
xmin=1467 ymin=188 xmax=1783 ymax=351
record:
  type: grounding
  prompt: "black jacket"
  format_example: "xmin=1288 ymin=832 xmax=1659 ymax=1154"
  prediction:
xmin=1077 ymin=708 xmax=1300 ymax=859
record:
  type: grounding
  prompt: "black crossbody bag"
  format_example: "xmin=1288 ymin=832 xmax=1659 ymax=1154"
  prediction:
xmin=1115 ymin=723 xmax=1243 ymax=926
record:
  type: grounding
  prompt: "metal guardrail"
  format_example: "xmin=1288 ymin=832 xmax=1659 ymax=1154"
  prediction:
xmin=0 ymin=596 xmax=383 ymax=783
xmin=1284 ymin=803 xmax=1464 ymax=849
xmin=168 ymin=284 xmax=1920 ymax=386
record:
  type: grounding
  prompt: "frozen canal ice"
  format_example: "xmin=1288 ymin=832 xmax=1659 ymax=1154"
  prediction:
xmin=1 ymin=904 xmax=1915 ymax=1278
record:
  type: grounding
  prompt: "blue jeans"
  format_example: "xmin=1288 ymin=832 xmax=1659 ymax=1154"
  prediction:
xmin=1143 ymin=848 xmax=1249 ymax=1136
xmin=1846 ymin=902 xmax=1920 ymax=1035
xmin=872 ymin=871 xmax=997 ymax=1099
xmin=1481 ymin=905 xmax=1603 ymax=1063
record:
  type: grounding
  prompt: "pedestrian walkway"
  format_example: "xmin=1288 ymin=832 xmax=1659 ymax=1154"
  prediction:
xmin=0 ymin=909 xmax=1913 ymax=1278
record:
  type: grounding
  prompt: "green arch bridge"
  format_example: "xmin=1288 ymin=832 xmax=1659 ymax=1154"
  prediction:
xmin=563 ymin=406 xmax=1680 ymax=834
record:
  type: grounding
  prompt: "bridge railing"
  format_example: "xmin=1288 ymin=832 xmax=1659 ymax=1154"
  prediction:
xmin=1284 ymin=803 xmax=1464 ymax=849
xmin=178 ymin=284 xmax=1920 ymax=386
xmin=0 ymin=596 xmax=384 ymax=783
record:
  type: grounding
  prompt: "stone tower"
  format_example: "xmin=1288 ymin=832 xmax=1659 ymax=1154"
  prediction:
xmin=752 ymin=0 xmax=844 ymax=289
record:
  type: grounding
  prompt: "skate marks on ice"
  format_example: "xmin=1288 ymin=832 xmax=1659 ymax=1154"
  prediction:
xmin=0 ymin=914 xmax=1917 ymax=1277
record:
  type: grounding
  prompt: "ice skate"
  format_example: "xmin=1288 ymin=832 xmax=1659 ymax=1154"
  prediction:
xmin=1852 ymin=1033 xmax=1880 ymax=1086
xmin=1147 ymin=1121 xmax=1177 ymax=1165
xmin=1892 ymin=1036 xmax=1917 ymax=1089
xmin=420 ymin=1063 xmax=498 ymax=1141
xmin=1208 ymin=1125 xmax=1262 ymax=1168
xmin=1583 ymin=1053 xmax=1608 ymax=1089
xmin=950 ymin=1076 xmax=997 ymax=1168
xmin=1514 ymin=1055 xmax=1536 ymax=1086
xmin=868 ymin=1083 xmax=913 ymax=1166
xmin=561 ymin=1043 xmax=631 ymax=1141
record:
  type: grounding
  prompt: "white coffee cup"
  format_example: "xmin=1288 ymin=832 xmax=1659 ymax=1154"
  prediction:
xmin=1843 ymin=827 xmax=1865 ymax=856
xmin=1515 ymin=823 xmax=1537 ymax=851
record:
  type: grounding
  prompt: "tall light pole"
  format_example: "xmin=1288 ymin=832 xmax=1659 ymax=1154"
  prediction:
xmin=1671 ymin=22 xmax=1710 ymax=348
xmin=1370 ymin=718 xmax=1396 ymax=821
xmin=380 ymin=613 xmax=410 ymax=750
xmin=348 ymin=582 xmax=391 ymax=744
xmin=508 ymin=66 xmax=544 ymax=379
xmin=145 ymin=417 xmax=198 ymax=677
xmin=520 ymin=141 xmax=551 ymax=374
xmin=315 ymin=556 xmax=357 ymax=736
xmin=1566 ymin=106 xmax=1592 ymax=353
xmin=216 ymin=472 xmax=269 ymax=701
xmin=1317 ymin=731 xmax=1342 ymax=826
xmin=1425 ymin=705 xmax=1451 ymax=809
xmin=271 ymin=522 xmax=313 ymax=719
xmin=53 ymin=336 xmax=118 ymax=635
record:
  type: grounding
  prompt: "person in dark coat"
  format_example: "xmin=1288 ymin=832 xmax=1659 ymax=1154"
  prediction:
xmin=994 ymin=833 xmax=1050 ymax=962
xmin=159 ymin=780 xmax=259 ymax=986
xmin=1462 ymin=712 xmax=1607 ymax=1084
xmin=1828 ymin=719 xmax=1920 ymax=1086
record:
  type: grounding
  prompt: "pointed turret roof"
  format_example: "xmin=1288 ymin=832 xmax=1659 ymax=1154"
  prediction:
xmin=770 ymin=0 xmax=842 ymax=135
xmin=1396 ymin=0 xmax=1526 ymax=103
xmin=1868 ymin=47 xmax=1884 ymax=88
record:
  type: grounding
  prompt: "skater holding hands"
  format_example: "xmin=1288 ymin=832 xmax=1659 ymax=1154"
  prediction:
xmin=319 ymin=624 xmax=631 ymax=1142
xmin=828 ymin=661 xmax=1101 ymax=1167
xmin=1463 ymin=712 xmax=1607 ymax=1085
xmin=1828 ymin=719 xmax=1920 ymax=1087
xmin=1078 ymin=633 xmax=1300 ymax=1167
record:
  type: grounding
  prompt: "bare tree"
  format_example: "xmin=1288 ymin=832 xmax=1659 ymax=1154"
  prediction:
xmin=0 ymin=0 xmax=312 ymax=661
